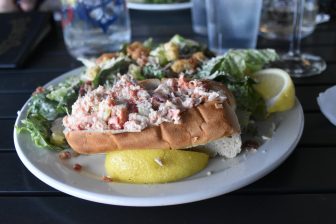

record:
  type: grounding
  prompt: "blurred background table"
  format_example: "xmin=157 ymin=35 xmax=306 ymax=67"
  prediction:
xmin=1 ymin=9 xmax=336 ymax=223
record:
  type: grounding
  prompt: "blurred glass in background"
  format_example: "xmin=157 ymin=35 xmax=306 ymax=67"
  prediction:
xmin=259 ymin=0 xmax=318 ymax=40
xmin=205 ymin=0 xmax=262 ymax=54
xmin=191 ymin=0 xmax=206 ymax=35
xmin=61 ymin=0 xmax=131 ymax=59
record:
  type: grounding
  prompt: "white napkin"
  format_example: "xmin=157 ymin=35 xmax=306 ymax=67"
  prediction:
xmin=317 ymin=86 xmax=336 ymax=126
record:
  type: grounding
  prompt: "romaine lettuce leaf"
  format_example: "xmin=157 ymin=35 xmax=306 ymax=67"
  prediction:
xmin=16 ymin=114 xmax=65 ymax=150
xmin=196 ymin=49 xmax=279 ymax=128
xmin=197 ymin=49 xmax=279 ymax=81
xmin=92 ymin=56 xmax=130 ymax=87
xmin=18 ymin=77 xmax=82 ymax=151
xmin=28 ymin=93 xmax=59 ymax=121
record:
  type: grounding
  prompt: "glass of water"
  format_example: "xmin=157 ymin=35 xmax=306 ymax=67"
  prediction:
xmin=259 ymin=0 xmax=318 ymax=40
xmin=205 ymin=0 xmax=262 ymax=54
xmin=191 ymin=0 xmax=207 ymax=35
xmin=61 ymin=0 xmax=131 ymax=59
xmin=273 ymin=0 xmax=326 ymax=77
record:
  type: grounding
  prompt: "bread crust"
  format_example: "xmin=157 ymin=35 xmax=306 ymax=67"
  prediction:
xmin=65 ymin=80 xmax=240 ymax=154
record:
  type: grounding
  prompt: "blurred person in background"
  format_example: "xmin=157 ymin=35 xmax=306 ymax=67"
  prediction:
xmin=0 ymin=0 xmax=60 ymax=13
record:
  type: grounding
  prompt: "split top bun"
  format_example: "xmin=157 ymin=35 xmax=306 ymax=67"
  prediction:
xmin=63 ymin=75 xmax=241 ymax=155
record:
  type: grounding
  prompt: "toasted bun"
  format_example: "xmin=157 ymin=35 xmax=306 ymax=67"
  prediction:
xmin=65 ymin=79 xmax=241 ymax=154
xmin=195 ymin=134 xmax=242 ymax=158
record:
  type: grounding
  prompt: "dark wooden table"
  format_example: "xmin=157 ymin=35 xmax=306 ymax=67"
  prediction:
xmin=1 ymin=9 xmax=336 ymax=223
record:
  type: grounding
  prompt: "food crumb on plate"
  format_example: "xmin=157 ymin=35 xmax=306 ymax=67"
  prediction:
xmin=73 ymin=163 xmax=82 ymax=171
xmin=58 ymin=151 xmax=72 ymax=160
xmin=206 ymin=171 xmax=212 ymax=176
xmin=102 ymin=176 xmax=113 ymax=182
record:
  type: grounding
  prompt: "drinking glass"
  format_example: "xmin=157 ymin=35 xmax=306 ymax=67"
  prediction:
xmin=259 ymin=0 xmax=318 ymax=40
xmin=61 ymin=0 xmax=131 ymax=59
xmin=191 ymin=0 xmax=207 ymax=35
xmin=205 ymin=0 xmax=262 ymax=54
xmin=276 ymin=0 xmax=326 ymax=77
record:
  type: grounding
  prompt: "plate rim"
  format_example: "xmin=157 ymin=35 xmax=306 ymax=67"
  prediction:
xmin=13 ymin=67 xmax=304 ymax=206
xmin=127 ymin=2 xmax=192 ymax=11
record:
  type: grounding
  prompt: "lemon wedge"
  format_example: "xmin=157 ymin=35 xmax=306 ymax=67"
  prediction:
xmin=105 ymin=149 xmax=209 ymax=184
xmin=252 ymin=68 xmax=296 ymax=113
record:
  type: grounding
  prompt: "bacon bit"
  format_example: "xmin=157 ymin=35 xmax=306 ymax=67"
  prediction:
xmin=33 ymin=86 xmax=45 ymax=95
xmin=58 ymin=151 xmax=71 ymax=160
xmin=73 ymin=163 xmax=82 ymax=171
xmin=215 ymin=103 xmax=223 ymax=109
xmin=242 ymin=140 xmax=260 ymax=150
xmin=102 ymin=176 xmax=113 ymax=182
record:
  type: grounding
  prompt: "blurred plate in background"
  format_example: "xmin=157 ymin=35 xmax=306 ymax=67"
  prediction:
xmin=127 ymin=1 xmax=191 ymax=11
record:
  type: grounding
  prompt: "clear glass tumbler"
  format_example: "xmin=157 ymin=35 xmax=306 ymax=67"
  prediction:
xmin=191 ymin=0 xmax=207 ymax=35
xmin=61 ymin=0 xmax=131 ymax=59
xmin=205 ymin=0 xmax=262 ymax=54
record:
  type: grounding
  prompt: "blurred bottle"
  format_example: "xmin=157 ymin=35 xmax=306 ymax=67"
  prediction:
xmin=259 ymin=0 xmax=318 ymax=40
xmin=61 ymin=0 xmax=131 ymax=58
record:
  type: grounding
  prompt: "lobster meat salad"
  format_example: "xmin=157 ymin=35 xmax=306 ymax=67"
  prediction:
xmin=64 ymin=74 xmax=227 ymax=133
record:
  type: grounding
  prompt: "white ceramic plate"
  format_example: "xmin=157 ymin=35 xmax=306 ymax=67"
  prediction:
xmin=127 ymin=2 xmax=191 ymax=11
xmin=14 ymin=67 xmax=304 ymax=206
